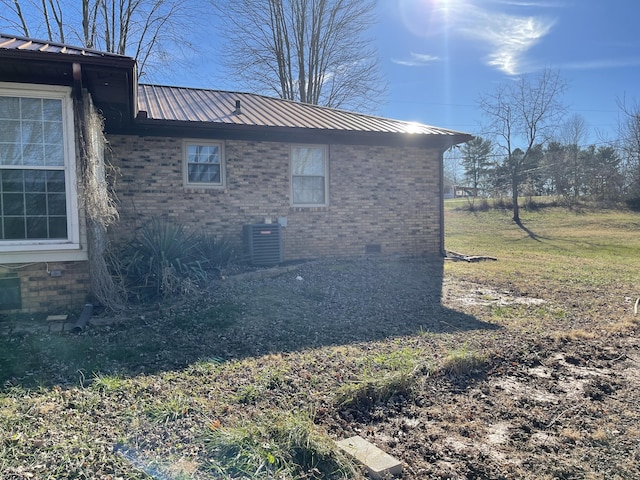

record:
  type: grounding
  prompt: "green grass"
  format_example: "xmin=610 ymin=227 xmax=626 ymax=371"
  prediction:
xmin=1 ymin=203 xmax=639 ymax=479
xmin=442 ymin=344 xmax=488 ymax=376
xmin=444 ymin=204 xmax=640 ymax=289
xmin=205 ymin=411 xmax=356 ymax=479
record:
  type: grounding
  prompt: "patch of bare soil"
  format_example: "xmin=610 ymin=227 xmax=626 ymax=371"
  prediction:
xmin=122 ymin=259 xmax=640 ymax=478
xmin=195 ymin=258 xmax=639 ymax=479
xmin=314 ymin=266 xmax=640 ymax=480
xmin=3 ymin=257 xmax=639 ymax=479
xmin=336 ymin=334 xmax=640 ymax=479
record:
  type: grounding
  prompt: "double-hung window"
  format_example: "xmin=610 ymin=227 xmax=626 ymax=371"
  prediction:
xmin=184 ymin=140 xmax=224 ymax=187
xmin=291 ymin=145 xmax=328 ymax=206
xmin=0 ymin=83 xmax=81 ymax=260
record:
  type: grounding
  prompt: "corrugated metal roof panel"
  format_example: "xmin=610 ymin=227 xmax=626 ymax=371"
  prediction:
xmin=137 ymin=84 xmax=466 ymax=137
xmin=0 ymin=32 xmax=132 ymax=59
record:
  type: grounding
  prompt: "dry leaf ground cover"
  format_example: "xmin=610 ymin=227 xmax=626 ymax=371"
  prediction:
xmin=1 ymin=204 xmax=639 ymax=479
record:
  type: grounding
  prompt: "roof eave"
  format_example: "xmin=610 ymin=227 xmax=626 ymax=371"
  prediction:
xmin=111 ymin=118 xmax=473 ymax=148
xmin=0 ymin=46 xmax=136 ymax=69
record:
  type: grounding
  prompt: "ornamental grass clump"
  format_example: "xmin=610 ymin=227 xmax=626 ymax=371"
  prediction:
xmin=113 ymin=219 xmax=238 ymax=302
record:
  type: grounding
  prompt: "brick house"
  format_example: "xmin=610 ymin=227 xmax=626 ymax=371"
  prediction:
xmin=0 ymin=34 xmax=471 ymax=314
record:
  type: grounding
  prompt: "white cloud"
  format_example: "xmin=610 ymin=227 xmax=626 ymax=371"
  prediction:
xmin=398 ymin=0 xmax=557 ymax=75
xmin=463 ymin=11 xmax=556 ymax=75
xmin=392 ymin=52 xmax=440 ymax=67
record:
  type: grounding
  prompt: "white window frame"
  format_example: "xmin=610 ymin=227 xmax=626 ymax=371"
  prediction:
xmin=0 ymin=82 xmax=84 ymax=263
xmin=290 ymin=144 xmax=329 ymax=207
xmin=183 ymin=139 xmax=225 ymax=188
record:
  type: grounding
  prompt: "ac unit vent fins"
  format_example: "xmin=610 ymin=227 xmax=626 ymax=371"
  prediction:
xmin=243 ymin=224 xmax=283 ymax=266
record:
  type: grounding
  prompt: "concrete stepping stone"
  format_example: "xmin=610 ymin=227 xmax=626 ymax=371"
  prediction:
xmin=336 ymin=435 xmax=402 ymax=479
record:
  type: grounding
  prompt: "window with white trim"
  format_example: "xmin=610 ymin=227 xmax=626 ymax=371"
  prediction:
xmin=184 ymin=140 xmax=224 ymax=187
xmin=0 ymin=84 xmax=80 ymax=256
xmin=291 ymin=145 xmax=328 ymax=206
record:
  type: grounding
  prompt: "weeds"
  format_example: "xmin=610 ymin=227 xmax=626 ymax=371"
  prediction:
xmin=91 ymin=373 xmax=124 ymax=392
xmin=442 ymin=344 xmax=488 ymax=376
xmin=205 ymin=411 xmax=357 ymax=479
xmin=145 ymin=394 xmax=194 ymax=423
xmin=335 ymin=369 xmax=416 ymax=409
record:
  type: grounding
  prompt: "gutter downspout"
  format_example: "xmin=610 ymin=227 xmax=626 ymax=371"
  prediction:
xmin=438 ymin=148 xmax=446 ymax=258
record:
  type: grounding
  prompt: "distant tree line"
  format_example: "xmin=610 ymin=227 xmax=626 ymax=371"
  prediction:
xmin=448 ymin=70 xmax=640 ymax=215
xmin=460 ymin=139 xmax=631 ymax=202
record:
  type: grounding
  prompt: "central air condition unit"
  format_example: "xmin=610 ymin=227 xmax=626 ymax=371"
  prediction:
xmin=243 ymin=224 xmax=283 ymax=266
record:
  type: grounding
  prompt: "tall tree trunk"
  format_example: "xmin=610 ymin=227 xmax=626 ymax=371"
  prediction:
xmin=512 ymin=178 xmax=520 ymax=224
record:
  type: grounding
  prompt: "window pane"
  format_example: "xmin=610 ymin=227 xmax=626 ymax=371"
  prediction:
xmin=0 ymin=169 xmax=67 ymax=240
xmin=188 ymin=144 xmax=219 ymax=164
xmin=188 ymin=163 xmax=220 ymax=183
xmin=0 ymin=143 xmax=21 ymax=165
xmin=44 ymin=143 xmax=64 ymax=166
xmin=48 ymin=217 xmax=67 ymax=238
xmin=291 ymin=146 xmax=326 ymax=205
xmin=21 ymin=98 xmax=42 ymax=120
xmin=0 ymin=120 xmax=20 ymax=143
xmin=42 ymin=99 xmax=62 ymax=121
xmin=2 ymin=170 xmax=24 ymax=192
xmin=47 ymin=193 xmax=67 ymax=215
xmin=25 ymin=193 xmax=46 ymax=215
xmin=26 ymin=216 xmax=48 ymax=238
xmin=292 ymin=147 xmax=324 ymax=175
xmin=4 ymin=217 xmax=26 ymax=239
xmin=3 ymin=193 xmax=24 ymax=215
xmin=43 ymin=121 xmax=63 ymax=145
xmin=25 ymin=170 xmax=46 ymax=192
xmin=22 ymin=121 xmax=44 ymax=145
xmin=46 ymin=171 xmax=65 ymax=192
xmin=0 ymin=94 xmax=69 ymax=243
xmin=0 ymin=97 xmax=20 ymax=119
xmin=22 ymin=144 xmax=45 ymax=166
xmin=293 ymin=176 xmax=325 ymax=204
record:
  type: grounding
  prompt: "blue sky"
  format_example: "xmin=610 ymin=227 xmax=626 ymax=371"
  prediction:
xmin=4 ymin=0 xmax=634 ymax=145
xmin=372 ymin=0 xmax=640 ymax=144
xmin=170 ymin=0 xmax=639 ymax=146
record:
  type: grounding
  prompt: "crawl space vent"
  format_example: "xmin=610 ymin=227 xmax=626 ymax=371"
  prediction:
xmin=365 ymin=244 xmax=381 ymax=254
xmin=243 ymin=224 xmax=283 ymax=266
xmin=0 ymin=277 xmax=21 ymax=310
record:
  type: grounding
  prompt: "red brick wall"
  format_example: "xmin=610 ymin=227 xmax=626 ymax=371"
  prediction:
xmin=107 ymin=136 xmax=443 ymax=260
xmin=1 ymin=261 xmax=90 ymax=314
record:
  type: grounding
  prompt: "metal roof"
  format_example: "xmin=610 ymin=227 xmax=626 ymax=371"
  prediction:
xmin=138 ymin=84 xmax=468 ymax=138
xmin=0 ymin=33 xmax=471 ymax=143
xmin=0 ymin=32 xmax=132 ymax=60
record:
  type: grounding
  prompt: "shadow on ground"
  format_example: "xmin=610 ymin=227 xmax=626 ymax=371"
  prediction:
xmin=0 ymin=257 xmax=500 ymax=389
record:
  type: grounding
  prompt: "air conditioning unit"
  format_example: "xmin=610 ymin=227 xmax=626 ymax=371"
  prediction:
xmin=243 ymin=224 xmax=283 ymax=266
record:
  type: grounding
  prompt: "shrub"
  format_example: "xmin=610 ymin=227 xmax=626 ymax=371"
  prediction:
xmin=195 ymin=232 xmax=238 ymax=269
xmin=113 ymin=219 xmax=237 ymax=302
xmin=625 ymin=195 xmax=640 ymax=211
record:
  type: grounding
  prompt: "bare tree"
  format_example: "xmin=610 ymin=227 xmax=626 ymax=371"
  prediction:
xmin=0 ymin=0 xmax=200 ymax=78
xmin=479 ymin=68 xmax=566 ymax=224
xmin=560 ymin=114 xmax=588 ymax=198
xmin=212 ymin=0 xmax=385 ymax=112
xmin=616 ymin=97 xmax=640 ymax=200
